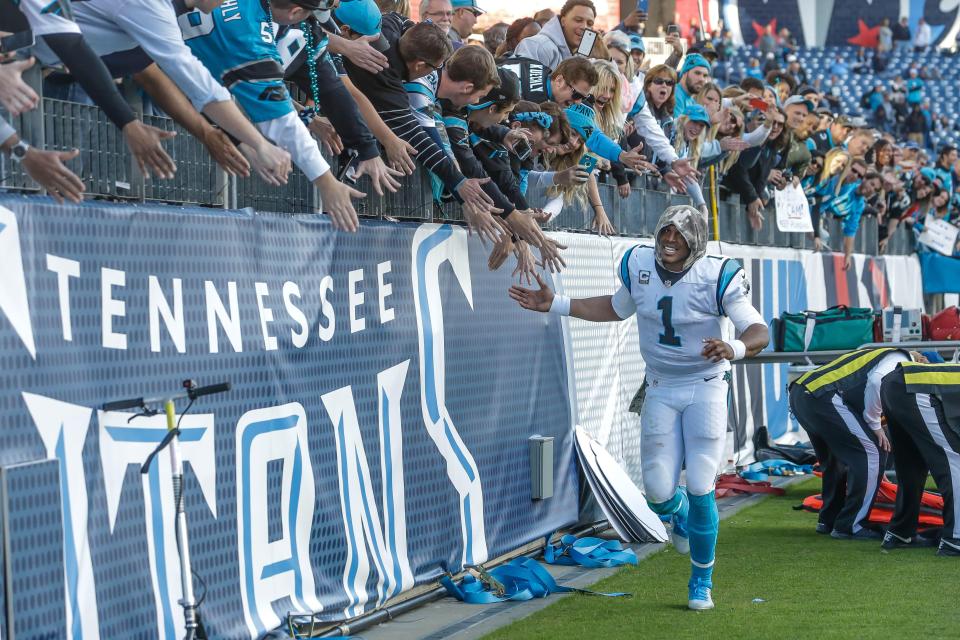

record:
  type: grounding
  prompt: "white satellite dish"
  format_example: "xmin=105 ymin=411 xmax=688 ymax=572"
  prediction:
xmin=575 ymin=427 xmax=633 ymax=542
xmin=583 ymin=447 xmax=649 ymax=542
xmin=575 ymin=426 xmax=668 ymax=543
xmin=590 ymin=440 xmax=668 ymax=542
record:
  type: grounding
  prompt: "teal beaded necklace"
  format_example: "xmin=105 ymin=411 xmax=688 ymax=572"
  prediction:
xmin=301 ymin=20 xmax=322 ymax=105
xmin=265 ymin=1 xmax=322 ymax=124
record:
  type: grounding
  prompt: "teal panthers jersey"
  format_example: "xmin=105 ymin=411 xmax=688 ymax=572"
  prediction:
xmin=175 ymin=0 xmax=292 ymax=122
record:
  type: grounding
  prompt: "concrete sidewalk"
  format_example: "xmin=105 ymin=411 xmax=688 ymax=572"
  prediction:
xmin=356 ymin=486 xmax=785 ymax=640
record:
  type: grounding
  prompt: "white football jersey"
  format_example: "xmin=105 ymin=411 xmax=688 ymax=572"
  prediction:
xmin=404 ymin=72 xmax=441 ymax=128
xmin=14 ymin=0 xmax=80 ymax=37
xmin=612 ymin=245 xmax=756 ymax=381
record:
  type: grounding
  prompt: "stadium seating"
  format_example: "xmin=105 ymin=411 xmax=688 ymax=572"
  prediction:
xmin=726 ymin=45 xmax=960 ymax=150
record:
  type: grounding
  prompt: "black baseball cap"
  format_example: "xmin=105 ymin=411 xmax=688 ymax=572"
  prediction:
xmin=688 ymin=40 xmax=718 ymax=60
xmin=468 ymin=67 xmax=520 ymax=110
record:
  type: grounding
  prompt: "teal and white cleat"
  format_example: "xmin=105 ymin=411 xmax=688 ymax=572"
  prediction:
xmin=688 ymin=577 xmax=714 ymax=610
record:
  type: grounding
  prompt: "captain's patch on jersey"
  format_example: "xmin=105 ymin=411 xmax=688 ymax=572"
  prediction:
xmin=638 ymin=270 xmax=650 ymax=285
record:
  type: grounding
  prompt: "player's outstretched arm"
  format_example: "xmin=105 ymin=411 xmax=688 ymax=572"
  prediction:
xmin=509 ymin=273 xmax=622 ymax=321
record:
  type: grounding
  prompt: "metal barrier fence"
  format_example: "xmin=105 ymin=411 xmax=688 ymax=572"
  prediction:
xmin=0 ymin=71 xmax=913 ymax=255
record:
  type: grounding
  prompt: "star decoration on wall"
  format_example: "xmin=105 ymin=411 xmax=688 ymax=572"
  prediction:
xmin=751 ymin=18 xmax=777 ymax=46
xmin=847 ymin=18 xmax=880 ymax=48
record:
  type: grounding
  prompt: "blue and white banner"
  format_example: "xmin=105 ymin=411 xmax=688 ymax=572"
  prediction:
xmin=0 ymin=196 xmax=924 ymax=639
xmin=919 ymin=250 xmax=960 ymax=294
xmin=0 ymin=197 xmax=577 ymax=639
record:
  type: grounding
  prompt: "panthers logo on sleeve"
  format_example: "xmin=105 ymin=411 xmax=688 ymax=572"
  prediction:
xmin=715 ymin=258 xmax=745 ymax=316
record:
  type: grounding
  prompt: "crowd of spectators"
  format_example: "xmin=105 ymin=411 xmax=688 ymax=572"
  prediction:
xmin=1 ymin=0 xmax=957 ymax=275
xmin=605 ymin=9 xmax=960 ymax=266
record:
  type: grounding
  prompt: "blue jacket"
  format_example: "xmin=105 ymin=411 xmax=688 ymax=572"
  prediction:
xmin=673 ymin=84 xmax=693 ymax=118
xmin=817 ymin=177 xmax=866 ymax=237
xmin=829 ymin=61 xmax=849 ymax=76
xmin=907 ymin=78 xmax=925 ymax=104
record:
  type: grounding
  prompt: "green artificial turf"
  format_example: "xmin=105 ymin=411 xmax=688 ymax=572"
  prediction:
xmin=483 ymin=479 xmax=959 ymax=640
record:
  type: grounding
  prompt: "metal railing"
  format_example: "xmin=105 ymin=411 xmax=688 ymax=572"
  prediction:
xmin=747 ymin=341 xmax=960 ymax=365
xmin=0 ymin=69 xmax=915 ymax=255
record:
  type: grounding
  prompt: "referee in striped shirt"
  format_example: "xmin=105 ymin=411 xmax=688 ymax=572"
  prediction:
xmin=790 ymin=348 xmax=924 ymax=540
xmin=881 ymin=359 xmax=960 ymax=556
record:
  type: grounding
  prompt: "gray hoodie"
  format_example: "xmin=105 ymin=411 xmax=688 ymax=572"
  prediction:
xmin=513 ymin=16 xmax=569 ymax=70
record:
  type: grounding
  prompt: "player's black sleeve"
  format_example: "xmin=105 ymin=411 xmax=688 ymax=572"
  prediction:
xmin=475 ymin=140 xmax=529 ymax=211
xmin=723 ymin=153 xmax=760 ymax=203
xmin=610 ymin=160 xmax=629 ymax=187
xmin=288 ymin=55 xmax=380 ymax=161
xmin=342 ymin=62 xmax=466 ymax=198
xmin=446 ymin=123 xmax=515 ymax=215
xmin=473 ymin=123 xmax=510 ymax=144
xmin=810 ymin=198 xmax=823 ymax=239
xmin=40 ymin=33 xmax=137 ymax=129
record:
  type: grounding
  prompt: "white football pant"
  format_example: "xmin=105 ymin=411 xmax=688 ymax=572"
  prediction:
xmin=640 ymin=375 xmax=728 ymax=501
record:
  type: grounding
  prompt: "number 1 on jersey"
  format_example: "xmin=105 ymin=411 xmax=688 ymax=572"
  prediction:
xmin=657 ymin=296 xmax=682 ymax=347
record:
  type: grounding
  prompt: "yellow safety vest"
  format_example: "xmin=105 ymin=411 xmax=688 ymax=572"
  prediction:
xmin=794 ymin=347 xmax=908 ymax=400
xmin=900 ymin=362 xmax=960 ymax=431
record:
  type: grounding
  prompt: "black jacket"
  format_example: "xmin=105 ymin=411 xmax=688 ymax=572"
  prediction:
xmin=722 ymin=140 xmax=785 ymax=204
xmin=440 ymin=101 xmax=518 ymax=216
xmin=280 ymin=20 xmax=380 ymax=162
xmin=474 ymin=136 xmax=529 ymax=212
xmin=341 ymin=13 xmax=466 ymax=197
xmin=891 ymin=23 xmax=911 ymax=42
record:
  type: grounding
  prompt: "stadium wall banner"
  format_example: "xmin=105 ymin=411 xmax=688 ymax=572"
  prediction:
xmin=0 ymin=198 xmax=578 ymax=640
xmin=919 ymin=251 xmax=960 ymax=294
xmin=0 ymin=198 xmax=922 ymax=639
xmin=721 ymin=0 xmax=960 ymax=49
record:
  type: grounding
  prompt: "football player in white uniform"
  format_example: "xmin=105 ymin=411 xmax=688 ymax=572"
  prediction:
xmin=509 ymin=205 xmax=768 ymax=610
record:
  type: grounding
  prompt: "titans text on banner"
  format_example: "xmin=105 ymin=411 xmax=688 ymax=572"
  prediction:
xmin=0 ymin=198 xmax=923 ymax=639
xmin=0 ymin=199 xmax=578 ymax=640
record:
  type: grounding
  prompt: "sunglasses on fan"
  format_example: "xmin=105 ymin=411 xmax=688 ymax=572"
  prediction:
xmin=570 ymin=87 xmax=593 ymax=102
